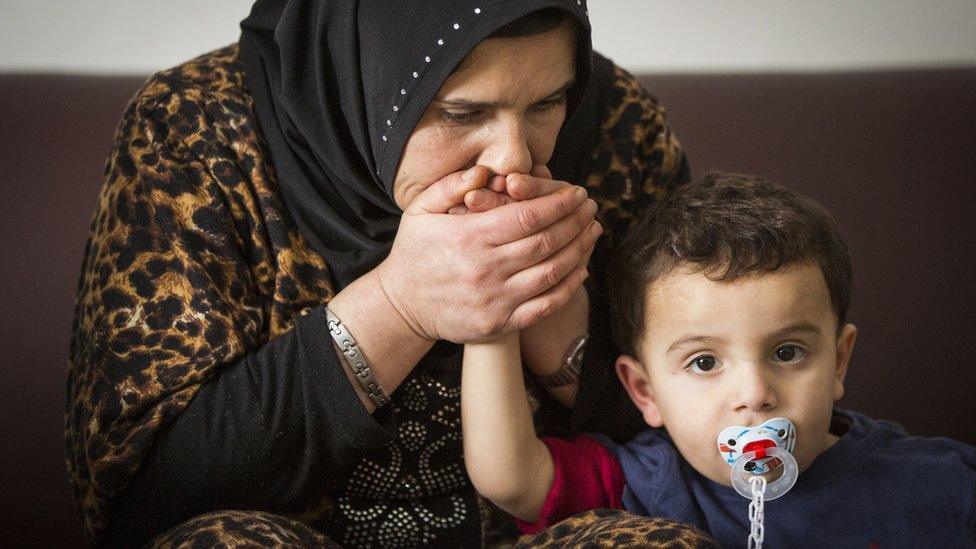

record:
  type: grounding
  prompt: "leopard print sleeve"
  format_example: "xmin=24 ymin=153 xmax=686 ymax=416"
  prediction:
xmin=570 ymin=62 xmax=690 ymax=442
xmin=64 ymin=80 xmax=268 ymax=537
xmin=585 ymin=63 xmax=690 ymax=245
xmin=67 ymin=50 xmax=407 ymax=545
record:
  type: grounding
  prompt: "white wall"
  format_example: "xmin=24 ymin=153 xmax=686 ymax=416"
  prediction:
xmin=592 ymin=0 xmax=976 ymax=72
xmin=2 ymin=0 xmax=975 ymax=74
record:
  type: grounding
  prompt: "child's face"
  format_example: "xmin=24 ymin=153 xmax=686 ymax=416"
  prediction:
xmin=616 ymin=261 xmax=857 ymax=486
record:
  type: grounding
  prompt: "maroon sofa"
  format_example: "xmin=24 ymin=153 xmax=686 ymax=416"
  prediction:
xmin=1 ymin=67 xmax=973 ymax=547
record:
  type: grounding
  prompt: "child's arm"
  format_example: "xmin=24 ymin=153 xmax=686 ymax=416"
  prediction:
xmin=462 ymin=332 xmax=554 ymax=522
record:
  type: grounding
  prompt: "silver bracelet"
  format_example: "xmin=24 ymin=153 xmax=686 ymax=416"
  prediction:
xmin=325 ymin=306 xmax=391 ymax=408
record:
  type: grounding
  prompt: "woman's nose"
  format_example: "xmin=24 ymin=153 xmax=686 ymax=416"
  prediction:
xmin=477 ymin=118 xmax=533 ymax=176
xmin=732 ymin=364 xmax=778 ymax=414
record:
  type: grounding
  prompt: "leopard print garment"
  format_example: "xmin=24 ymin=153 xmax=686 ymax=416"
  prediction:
xmin=147 ymin=508 xmax=717 ymax=548
xmin=515 ymin=509 xmax=718 ymax=548
xmin=66 ymin=45 xmax=687 ymax=546
xmin=148 ymin=510 xmax=341 ymax=548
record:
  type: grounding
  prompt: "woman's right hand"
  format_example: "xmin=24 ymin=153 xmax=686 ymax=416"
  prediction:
xmin=375 ymin=165 xmax=600 ymax=343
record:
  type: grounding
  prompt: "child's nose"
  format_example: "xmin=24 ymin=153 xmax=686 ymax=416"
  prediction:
xmin=732 ymin=364 xmax=778 ymax=414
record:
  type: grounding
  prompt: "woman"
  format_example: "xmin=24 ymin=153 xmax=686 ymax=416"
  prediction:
xmin=66 ymin=0 xmax=703 ymax=546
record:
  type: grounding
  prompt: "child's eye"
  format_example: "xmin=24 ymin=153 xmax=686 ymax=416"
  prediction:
xmin=441 ymin=109 xmax=480 ymax=124
xmin=773 ymin=344 xmax=807 ymax=364
xmin=687 ymin=355 xmax=720 ymax=375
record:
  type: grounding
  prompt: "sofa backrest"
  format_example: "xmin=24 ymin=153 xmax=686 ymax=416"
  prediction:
xmin=1 ymin=73 xmax=148 ymax=547
xmin=639 ymin=69 xmax=976 ymax=446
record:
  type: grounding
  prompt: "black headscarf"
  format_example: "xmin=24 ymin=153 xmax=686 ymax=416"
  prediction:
xmin=239 ymin=0 xmax=610 ymax=289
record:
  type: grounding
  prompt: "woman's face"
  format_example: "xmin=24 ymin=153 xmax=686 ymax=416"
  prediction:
xmin=392 ymin=20 xmax=578 ymax=210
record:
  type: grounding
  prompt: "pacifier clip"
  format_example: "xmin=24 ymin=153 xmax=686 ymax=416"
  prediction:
xmin=717 ymin=418 xmax=800 ymax=549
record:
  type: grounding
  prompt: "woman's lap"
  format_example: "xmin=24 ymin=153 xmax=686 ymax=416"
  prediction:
xmin=515 ymin=509 xmax=719 ymax=548
xmin=147 ymin=510 xmax=339 ymax=548
xmin=149 ymin=508 xmax=716 ymax=548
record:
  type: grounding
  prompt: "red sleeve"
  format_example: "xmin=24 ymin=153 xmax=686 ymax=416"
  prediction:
xmin=514 ymin=435 xmax=625 ymax=534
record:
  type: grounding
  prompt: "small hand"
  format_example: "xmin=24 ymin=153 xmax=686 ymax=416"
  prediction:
xmin=449 ymin=165 xmax=577 ymax=214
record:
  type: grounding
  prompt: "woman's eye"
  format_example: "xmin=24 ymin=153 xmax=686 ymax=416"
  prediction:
xmin=441 ymin=110 xmax=479 ymax=124
xmin=532 ymin=95 xmax=566 ymax=112
xmin=773 ymin=344 xmax=807 ymax=363
xmin=688 ymin=355 xmax=719 ymax=374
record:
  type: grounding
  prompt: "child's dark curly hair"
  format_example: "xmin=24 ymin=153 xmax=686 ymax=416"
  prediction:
xmin=609 ymin=172 xmax=853 ymax=358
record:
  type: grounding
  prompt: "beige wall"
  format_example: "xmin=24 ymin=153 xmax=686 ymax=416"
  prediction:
xmin=2 ymin=0 xmax=975 ymax=74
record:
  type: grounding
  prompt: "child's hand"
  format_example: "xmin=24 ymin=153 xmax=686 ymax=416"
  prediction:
xmin=448 ymin=165 xmax=594 ymax=216
xmin=448 ymin=173 xmax=512 ymax=214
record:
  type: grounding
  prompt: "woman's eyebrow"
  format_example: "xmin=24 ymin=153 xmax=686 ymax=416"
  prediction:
xmin=433 ymin=78 xmax=577 ymax=109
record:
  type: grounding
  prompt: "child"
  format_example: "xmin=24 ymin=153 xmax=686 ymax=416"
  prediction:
xmin=461 ymin=173 xmax=976 ymax=547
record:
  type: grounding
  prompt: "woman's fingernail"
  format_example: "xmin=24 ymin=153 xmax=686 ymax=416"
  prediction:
xmin=574 ymin=186 xmax=587 ymax=200
xmin=462 ymin=166 xmax=478 ymax=181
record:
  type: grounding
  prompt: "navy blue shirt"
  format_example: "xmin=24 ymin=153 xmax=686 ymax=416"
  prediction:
xmin=597 ymin=409 xmax=976 ymax=548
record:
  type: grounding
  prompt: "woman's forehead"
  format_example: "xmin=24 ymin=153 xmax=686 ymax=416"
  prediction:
xmin=457 ymin=17 xmax=577 ymax=69
xmin=437 ymin=22 xmax=577 ymax=102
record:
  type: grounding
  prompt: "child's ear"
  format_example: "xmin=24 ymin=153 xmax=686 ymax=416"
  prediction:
xmin=615 ymin=355 xmax=664 ymax=428
xmin=833 ymin=323 xmax=858 ymax=401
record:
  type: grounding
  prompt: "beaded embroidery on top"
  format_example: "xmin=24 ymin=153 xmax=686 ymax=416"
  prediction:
xmin=336 ymin=373 xmax=472 ymax=546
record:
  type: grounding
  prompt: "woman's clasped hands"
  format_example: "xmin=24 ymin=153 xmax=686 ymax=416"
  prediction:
xmin=376 ymin=164 xmax=601 ymax=344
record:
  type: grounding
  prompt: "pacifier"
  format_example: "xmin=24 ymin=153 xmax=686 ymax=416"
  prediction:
xmin=717 ymin=417 xmax=798 ymax=500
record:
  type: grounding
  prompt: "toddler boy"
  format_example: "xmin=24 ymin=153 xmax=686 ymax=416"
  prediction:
xmin=461 ymin=172 xmax=976 ymax=547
